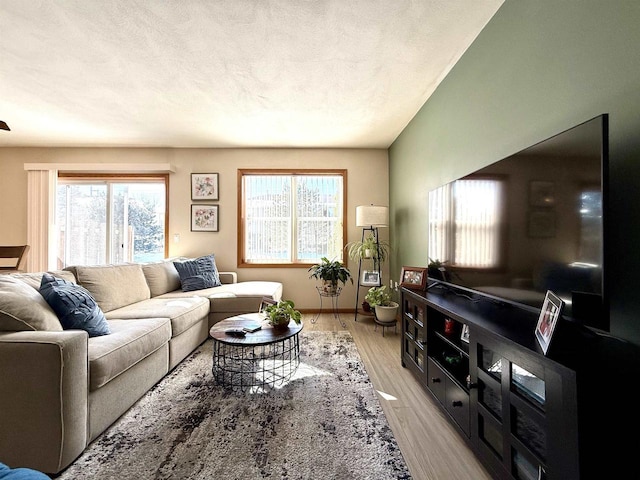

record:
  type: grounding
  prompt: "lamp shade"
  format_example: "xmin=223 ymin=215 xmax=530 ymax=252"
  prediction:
xmin=356 ymin=205 xmax=389 ymax=227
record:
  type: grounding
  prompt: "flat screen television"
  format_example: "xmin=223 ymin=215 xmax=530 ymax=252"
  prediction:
xmin=428 ymin=114 xmax=608 ymax=331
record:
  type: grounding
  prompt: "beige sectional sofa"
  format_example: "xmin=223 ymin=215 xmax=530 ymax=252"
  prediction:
xmin=0 ymin=259 xmax=282 ymax=474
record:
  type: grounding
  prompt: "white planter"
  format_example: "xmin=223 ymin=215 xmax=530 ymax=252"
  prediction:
xmin=374 ymin=302 xmax=399 ymax=322
xmin=321 ymin=281 xmax=338 ymax=295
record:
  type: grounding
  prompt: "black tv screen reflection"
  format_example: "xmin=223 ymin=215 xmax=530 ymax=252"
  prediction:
xmin=428 ymin=115 xmax=608 ymax=330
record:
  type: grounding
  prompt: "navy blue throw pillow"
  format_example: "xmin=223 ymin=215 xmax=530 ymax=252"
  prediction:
xmin=173 ymin=254 xmax=221 ymax=292
xmin=39 ymin=273 xmax=111 ymax=337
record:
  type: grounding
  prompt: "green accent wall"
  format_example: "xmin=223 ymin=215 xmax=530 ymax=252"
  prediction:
xmin=389 ymin=1 xmax=640 ymax=345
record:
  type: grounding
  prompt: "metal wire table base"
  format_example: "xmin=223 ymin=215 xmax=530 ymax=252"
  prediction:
xmin=212 ymin=334 xmax=301 ymax=392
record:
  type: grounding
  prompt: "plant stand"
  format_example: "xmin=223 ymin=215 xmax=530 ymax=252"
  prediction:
xmin=373 ymin=308 xmax=398 ymax=337
xmin=354 ymin=226 xmax=382 ymax=322
xmin=311 ymin=286 xmax=345 ymax=328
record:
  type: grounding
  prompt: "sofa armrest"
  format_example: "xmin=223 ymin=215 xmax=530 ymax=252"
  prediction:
xmin=0 ymin=330 xmax=88 ymax=474
xmin=218 ymin=271 xmax=237 ymax=284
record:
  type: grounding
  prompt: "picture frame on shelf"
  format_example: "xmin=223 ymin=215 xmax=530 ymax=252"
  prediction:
xmin=460 ymin=324 xmax=470 ymax=343
xmin=361 ymin=270 xmax=381 ymax=287
xmin=191 ymin=173 xmax=219 ymax=201
xmin=535 ymin=290 xmax=564 ymax=355
xmin=400 ymin=266 xmax=428 ymax=290
xmin=529 ymin=180 xmax=555 ymax=207
xmin=259 ymin=297 xmax=277 ymax=315
xmin=191 ymin=204 xmax=219 ymax=232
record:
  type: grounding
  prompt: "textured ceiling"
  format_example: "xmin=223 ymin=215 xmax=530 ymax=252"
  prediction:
xmin=0 ymin=1 xmax=503 ymax=148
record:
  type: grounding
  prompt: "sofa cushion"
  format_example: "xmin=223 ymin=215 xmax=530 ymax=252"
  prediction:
xmin=142 ymin=260 xmax=182 ymax=297
xmin=39 ymin=274 xmax=111 ymax=337
xmin=8 ymin=270 xmax=76 ymax=290
xmin=105 ymin=297 xmax=209 ymax=337
xmin=159 ymin=281 xmax=283 ymax=313
xmin=88 ymin=318 xmax=171 ymax=391
xmin=173 ymin=254 xmax=221 ymax=292
xmin=74 ymin=264 xmax=151 ymax=312
xmin=0 ymin=276 xmax=62 ymax=332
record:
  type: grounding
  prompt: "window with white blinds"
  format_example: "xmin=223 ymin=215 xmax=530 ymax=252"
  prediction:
xmin=429 ymin=177 xmax=504 ymax=268
xmin=239 ymin=170 xmax=347 ymax=266
xmin=56 ymin=175 xmax=168 ymax=268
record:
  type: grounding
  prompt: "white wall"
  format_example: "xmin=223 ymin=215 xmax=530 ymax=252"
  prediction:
xmin=0 ymin=147 xmax=389 ymax=310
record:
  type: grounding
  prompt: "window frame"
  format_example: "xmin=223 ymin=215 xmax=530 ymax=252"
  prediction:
xmin=237 ymin=168 xmax=348 ymax=268
xmin=57 ymin=173 xmax=170 ymax=265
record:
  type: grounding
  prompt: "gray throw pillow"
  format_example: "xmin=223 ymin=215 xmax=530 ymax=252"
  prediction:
xmin=173 ymin=254 xmax=221 ymax=292
xmin=39 ymin=273 xmax=111 ymax=337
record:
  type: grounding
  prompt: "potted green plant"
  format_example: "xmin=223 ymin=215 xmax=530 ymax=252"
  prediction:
xmin=428 ymin=258 xmax=450 ymax=281
xmin=308 ymin=257 xmax=353 ymax=294
xmin=365 ymin=286 xmax=399 ymax=322
xmin=263 ymin=299 xmax=302 ymax=331
xmin=345 ymin=234 xmax=390 ymax=264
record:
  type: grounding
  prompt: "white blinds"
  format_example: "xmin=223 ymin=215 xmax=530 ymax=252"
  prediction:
xmin=429 ymin=178 xmax=503 ymax=268
xmin=243 ymin=174 xmax=343 ymax=263
xmin=26 ymin=169 xmax=57 ymax=272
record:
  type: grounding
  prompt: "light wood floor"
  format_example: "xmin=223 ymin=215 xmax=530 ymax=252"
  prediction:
xmin=303 ymin=312 xmax=493 ymax=480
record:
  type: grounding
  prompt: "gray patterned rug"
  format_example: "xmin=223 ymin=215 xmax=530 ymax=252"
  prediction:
xmin=57 ymin=331 xmax=412 ymax=480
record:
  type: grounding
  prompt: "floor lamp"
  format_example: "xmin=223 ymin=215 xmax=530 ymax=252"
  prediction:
xmin=354 ymin=205 xmax=389 ymax=321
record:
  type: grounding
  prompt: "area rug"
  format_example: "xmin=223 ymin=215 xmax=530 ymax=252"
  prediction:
xmin=57 ymin=331 xmax=412 ymax=480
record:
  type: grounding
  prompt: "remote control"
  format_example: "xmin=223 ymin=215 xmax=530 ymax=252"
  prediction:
xmin=225 ymin=328 xmax=246 ymax=337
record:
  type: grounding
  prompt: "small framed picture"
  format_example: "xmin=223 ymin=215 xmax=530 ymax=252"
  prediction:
xmin=460 ymin=324 xmax=470 ymax=343
xmin=361 ymin=270 xmax=381 ymax=286
xmin=191 ymin=173 xmax=219 ymax=201
xmin=191 ymin=205 xmax=219 ymax=232
xmin=259 ymin=297 xmax=276 ymax=314
xmin=400 ymin=266 xmax=428 ymax=290
xmin=535 ymin=290 xmax=564 ymax=355
xmin=529 ymin=180 xmax=555 ymax=207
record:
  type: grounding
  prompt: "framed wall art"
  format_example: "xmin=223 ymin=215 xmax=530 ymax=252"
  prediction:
xmin=191 ymin=204 xmax=219 ymax=232
xmin=529 ymin=180 xmax=555 ymax=207
xmin=528 ymin=210 xmax=556 ymax=238
xmin=400 ymin=266 xmax=428 ymax=290
xmin=191 ymin=173 xmax=219 ymax=201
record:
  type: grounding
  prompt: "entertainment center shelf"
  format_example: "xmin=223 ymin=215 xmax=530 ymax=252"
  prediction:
xmin=401 ymin=285 xmax=639 ymax=480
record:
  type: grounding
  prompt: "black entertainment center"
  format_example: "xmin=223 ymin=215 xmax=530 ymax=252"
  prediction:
xmin=401 ymin=284 xmax=638 ymax=480
xmin=404 ymin=114 xmax=640 ymax=479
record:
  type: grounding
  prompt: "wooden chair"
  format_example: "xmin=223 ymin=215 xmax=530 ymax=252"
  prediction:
xmin=0 ymin=245 xmax=30 ymax=273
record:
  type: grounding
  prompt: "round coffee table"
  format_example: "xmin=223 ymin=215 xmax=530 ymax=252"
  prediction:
xmin=209 ymin=313 xmax=303 ymax=391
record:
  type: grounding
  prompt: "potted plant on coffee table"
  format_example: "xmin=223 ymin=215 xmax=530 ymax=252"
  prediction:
xmin=263 ymin=299 xmax=302 ymax=332
xmin=365 ymin=286 xmax=399 ymax=323
xmin=308 ymin=257 xmax=353 ymax=295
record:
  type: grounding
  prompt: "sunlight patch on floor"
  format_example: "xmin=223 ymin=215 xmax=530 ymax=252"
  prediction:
xmin=377 ymin=390 xmax=398 ymax=401
xmin=247 ymin=361 xmax=333 ymax=394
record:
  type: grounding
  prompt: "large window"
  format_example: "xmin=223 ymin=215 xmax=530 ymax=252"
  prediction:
xmin=429 ymin=177 xmax=504 ymax=268
xmin=56 ymin=175 xmax=168 ymax=268
xmin=238 ymin=170 xmax=347 ymax=266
